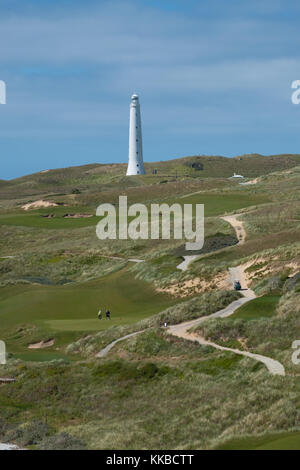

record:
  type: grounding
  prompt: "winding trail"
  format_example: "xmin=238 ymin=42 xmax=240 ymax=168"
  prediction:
xmin=96 ymin=330 xmax=146 ymax=358
xmin=177 ymin=213 xmax=246 ymax=271
xmin=221 ymin=215 xmax=246 ymax=245
xmin=168 ymin=307 xmax=285 ymax=376
xmin=96 ymin=213 xmax=285 ymax=376
xmin=177 ymin=254 xmax=199 ymax=271
xmin=170 ymin=214 xmax=285 ymax=376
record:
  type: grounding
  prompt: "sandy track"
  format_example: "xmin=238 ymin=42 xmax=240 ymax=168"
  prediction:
xmin=177 ymin=255 xmax=200 ymax=271
xmin=177 ymin=214 xmax=246 ymax=271
xmin=168 ymin=303 xmax=285 ymax=376
xmin=221 ymin=214 xmax=247 ymax=245
xmin=96 ymin=330 xmax=146 ymax=358
xmin=97 ymin=213 xmax=285 ymax=375
xmin=170 ymin=214 xmax=285 ymax=376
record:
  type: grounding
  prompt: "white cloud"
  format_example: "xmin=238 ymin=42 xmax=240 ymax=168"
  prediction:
xmin=0 ymin=1 xmax=299 ymax=139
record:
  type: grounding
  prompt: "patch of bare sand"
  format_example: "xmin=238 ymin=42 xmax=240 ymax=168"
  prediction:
xmin=243 ymin=257 xmax=300 ymax=284
xmin=229 ymin=258 xmax=271 ymax=290
xmin=22 ymin=200 xmax=60 ymax=211
xmin=242 ymin=177 xmax=259 ymax=185
xmin=63 ymin=213 xmax=93 ymax=218
xmin=156 ymin=272 xmax=228 ymax=298
xmin=286 ymin=261 xmax=300 ymax=276
xmin=221 ymin=214 xmax=247 ymax=245
xmin=28 ymin=339 xmax=55 ymax=349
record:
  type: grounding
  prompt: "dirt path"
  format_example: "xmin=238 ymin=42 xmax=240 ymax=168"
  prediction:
xmin=177 ymin=255 xmax=200 ymax=271
xmin=168 ymin=303 xmax=285 ymax=376
xmin=170 ymin=214 xmax=285 ymax=376
xmin=97 ymin=213 xmax=285 ymax=375
xmin=221 ymin=214 xmax=247 ymax=245
xmin=177 ymin=214 xmax=247 ymax=271
xmin=96 ymin=330 xmax=146 ymax=358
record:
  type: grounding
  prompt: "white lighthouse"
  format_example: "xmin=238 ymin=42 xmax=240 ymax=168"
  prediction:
xmin=126 ymin=93 xmax=145 ymax=175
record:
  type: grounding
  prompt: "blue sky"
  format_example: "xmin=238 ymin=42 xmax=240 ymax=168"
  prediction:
xmin=0 ymin=0 xmax=300 ymax=179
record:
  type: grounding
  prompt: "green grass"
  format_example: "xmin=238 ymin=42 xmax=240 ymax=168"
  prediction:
xmin=175 ymin=191 xmax=268 ymax=216
xmin=0 ymin=158 xmax=299 ymax=449
xmin=0 ymin=268 xmax=176 ymax=358
xmin=215 ymin=431 xmax=300 ymax=450
xmin=0 ymin=191 xmax=268 ymax=229
xmin=231 ymin=295 xmax=281 ymax=320
xmin=188 ymin=354 xmax=242 ymax=376
xmin=13 ymin=351 xmax=73 ymax=362
xmin=0 ymin=211 xmax=99 ymax=229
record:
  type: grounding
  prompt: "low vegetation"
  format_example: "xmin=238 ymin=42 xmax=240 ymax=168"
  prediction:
xmin=0 ymin=155 xmax=299 ymax=449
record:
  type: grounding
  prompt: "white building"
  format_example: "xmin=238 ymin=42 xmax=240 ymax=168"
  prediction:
xmin=126 ymin=94 xmax=145 ymax=175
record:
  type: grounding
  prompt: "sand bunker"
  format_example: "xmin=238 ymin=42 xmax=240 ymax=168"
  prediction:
xmin=63 ymin=213 xmax=93 ymax=218
xmin=22 ymin=200 xmax=60 ymax=211
xmin=28 ymin=339 xmax=55 ymax=349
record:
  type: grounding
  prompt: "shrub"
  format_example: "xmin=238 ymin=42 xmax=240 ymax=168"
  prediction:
xmin=139 ymin=289 xmax=241 ymax=328
xmin=284 ymin=272 xmax=300 ymax=292
xmin=254 ymin=275 xmax=284 ymax=295
xmin=139 ymin=363 xmax=160 ymax=379
xmin=4 ymin=420 xmax=54 ymax=446
xmin=39 ymin=432 xmax=87 ymax=450
xmin=92 ymin=360 xmax=170 ymax=382
xmin=21 ymin=420 xmax=54 ymax=446
xmin=188 ymin=354 xmax=242 ymax=376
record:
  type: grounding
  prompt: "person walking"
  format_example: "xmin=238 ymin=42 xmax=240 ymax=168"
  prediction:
xmin=98 ymin=309 xmax=102 ymax=320
xmin=105 ymin=310 xmax=111 ymax=320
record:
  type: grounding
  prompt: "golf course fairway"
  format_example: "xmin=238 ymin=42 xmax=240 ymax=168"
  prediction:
xmin=0 ymin=268 xmax=176 ymax=360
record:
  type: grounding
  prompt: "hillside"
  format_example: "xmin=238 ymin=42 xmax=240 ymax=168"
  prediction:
xmin=1 ymin=153 xmax=300 ymax=201
xmin=0 ymin=159 xmax=299 ymax=450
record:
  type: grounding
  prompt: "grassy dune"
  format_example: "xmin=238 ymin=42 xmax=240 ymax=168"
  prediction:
xmin=0 ymin=157 xmax=299 ymax=449
xmin=1 ymin=331 xmax=298 ymax=450
xmin=1 ymin=154 xmax=300 ymax=201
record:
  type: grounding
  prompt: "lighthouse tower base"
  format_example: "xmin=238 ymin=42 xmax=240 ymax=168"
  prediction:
xmin=126 ymin=165 xmax=145 ymax=176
